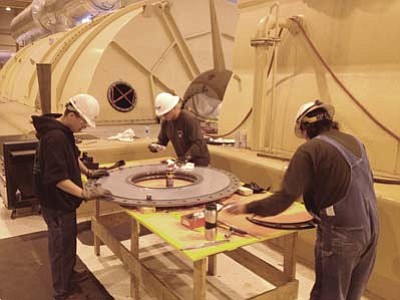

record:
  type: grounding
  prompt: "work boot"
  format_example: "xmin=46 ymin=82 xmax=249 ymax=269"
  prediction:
xmin=54 ymin=290 xmax=88 ymax=300
xmin=72 ymin=269 xmax=90 ymax=282
xmin=64 ymin=291 xmax=88 ymax=300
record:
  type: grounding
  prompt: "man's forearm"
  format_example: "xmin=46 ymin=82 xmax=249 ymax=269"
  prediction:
xmin=246 ymin=193 xmax=295 ymax=217
xmin=78 ymin=159 xmax=89 ymax=175
xmin=56 ymin=179 xmax=83 ymax=198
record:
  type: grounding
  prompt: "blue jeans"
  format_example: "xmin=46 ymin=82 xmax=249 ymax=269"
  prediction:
xmin=42 ymin=207 xmax=77 ymax=300
xmin=310 ymin=224 xmax=378 ymax=300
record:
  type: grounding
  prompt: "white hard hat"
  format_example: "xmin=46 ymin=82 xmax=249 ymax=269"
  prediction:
xmin=68 ymin=94 xmax=100 ymax=128
xmin=154 ymin=92 xmax=180 ymax=117
xmin=294 ymin=100 xmax=334 ymax=138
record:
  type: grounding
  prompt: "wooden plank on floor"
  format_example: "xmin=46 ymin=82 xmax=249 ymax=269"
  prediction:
xmin=283 ymin=233 xmax=297 ymax=280
xmin=92 ymin=217 xmax=180 ymax=300
xmin=225 ymin=248 xmax=288 ymax=286
xmin=193 ymin=259 xmax=207 ymax=300
xmin=247 ymin=280 xmax=298 ymax=300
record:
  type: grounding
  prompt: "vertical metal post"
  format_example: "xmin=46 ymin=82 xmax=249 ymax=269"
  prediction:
xmin=36 ymin=63 xmax=52 ymax=114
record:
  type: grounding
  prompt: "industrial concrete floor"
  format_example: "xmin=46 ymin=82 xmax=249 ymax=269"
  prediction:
xmin=0 ymin=200 xmax=373 ymax=300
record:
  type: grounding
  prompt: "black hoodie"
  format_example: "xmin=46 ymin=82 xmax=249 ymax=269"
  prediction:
xmin=32 ymin=114 xmax=83 ymax=211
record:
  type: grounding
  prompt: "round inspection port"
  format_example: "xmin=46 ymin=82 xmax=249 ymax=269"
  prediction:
xmin=107 ymin=81 xmax=137 ymax=112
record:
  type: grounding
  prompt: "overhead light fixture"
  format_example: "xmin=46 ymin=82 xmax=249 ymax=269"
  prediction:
xmin=5 ymin=7 xmax=12 ymax=12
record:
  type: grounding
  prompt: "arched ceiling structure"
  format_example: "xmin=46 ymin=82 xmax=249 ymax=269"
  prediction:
xmin=0 ymin=0 xmax=236 ymax=126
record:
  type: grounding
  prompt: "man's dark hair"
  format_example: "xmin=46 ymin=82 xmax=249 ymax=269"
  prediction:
xmin=63 ymin=103 xmax=78 ymax=117
xmin=301 ymin=107 xmax=339 ymax=139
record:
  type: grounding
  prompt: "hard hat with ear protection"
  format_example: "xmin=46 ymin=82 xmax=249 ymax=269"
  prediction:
xmin=294 ymin=100 xmax=335 ymax=138
xmin=68 ymin=93 xmax=100 ymax=128
xmin=154 ymin=92 xmax=180 ymax=117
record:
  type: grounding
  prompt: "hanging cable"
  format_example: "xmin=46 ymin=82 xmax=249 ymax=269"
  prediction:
xmin=206 ymin=27 xmax=285 ymax=138
xmin=289 ymin=17 xmax=400 ymax=142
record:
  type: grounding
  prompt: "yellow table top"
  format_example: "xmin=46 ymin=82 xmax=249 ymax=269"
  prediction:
xmin=124 ymin=199 xmax=310 ymax=261
xmin=100 ymin=158 xmax=312 ymax=261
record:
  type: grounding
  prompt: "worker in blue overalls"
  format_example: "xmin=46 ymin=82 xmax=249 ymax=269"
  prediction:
xmin=226 ymin=100 xmax=379 ymax=300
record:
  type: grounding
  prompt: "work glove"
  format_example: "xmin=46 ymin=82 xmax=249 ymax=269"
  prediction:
xmin=81 ymin=184 xmax=112 ymax=200
xmin=148 ymin=143 xmax=166 ymax=153
xmin=87 ymin=168 xmax=110 ymax=179
xmin=176 ymin=154 xmax=191 ymax=167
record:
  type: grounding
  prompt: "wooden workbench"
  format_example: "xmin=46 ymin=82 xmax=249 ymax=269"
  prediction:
xmin=91 ymin=192 xmax=310 ymax=300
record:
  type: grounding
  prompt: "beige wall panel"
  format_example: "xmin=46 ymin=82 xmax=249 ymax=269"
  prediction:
xmin=171 ymin=0 xmax=237 ymax=42
xmin=1 ymin=47 xmax=25 ymax=97
xmin=87 ymin=42 xmax=156 ymax=123
xmin=267 ymin=74 xmax=399 ymax=175
xmin=221 ymin=0 xmax=400 ymax=177
xmin=186 ymin=35 xmax=234 ymax=75
xmin=0 ymin=102 xmax=36 ymax=135
xmin=0 ymin=51 xmax=18 ymax=95
xmin=5 ymin=40 xmax=50 ymax=105
xmin=26 ymin=34 xmax=64 ymax=108
xmin=218 ymin=71 xmax=253 ymax=136
xmin=154 ymin=47 xmax=192 ymax=96
xmin=113 ymin=12 xmax=173 ymax=71
xmin=1 ymin=0 xmax=236 ymax=126
xmin=113 ymin=0 xmax=235 ymax=74
xmin=217 ymin=4 xmax=263 ymax=136
xmin=369 ymin=185 xmax=400 ymax=299
xmin=57 ymin=13 xmax=138 ymax=110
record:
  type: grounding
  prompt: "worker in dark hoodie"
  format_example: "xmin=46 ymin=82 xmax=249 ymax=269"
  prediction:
xmin=32 ymin=94 xmax=111 ymax=300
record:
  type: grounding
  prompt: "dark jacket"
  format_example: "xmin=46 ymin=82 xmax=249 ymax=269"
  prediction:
xmin=247 ymin=129 xmax=363 ymax=217
xmin=158 ymin=110 xmax=210 ymax=166
xmin=32 ymin=114 xmax=83 ymax=212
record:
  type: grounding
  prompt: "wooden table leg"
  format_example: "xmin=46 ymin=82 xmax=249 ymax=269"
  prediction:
xmin=131 ymin=219 xmax=140 ymax=299
xmin=193 ymin=259 xmax=207 ymax=300
xmin=207 ymin=254 xmax=217 ymax=275
xmin=283 ymin=232 xmax=297 ymax=280
xmin=94 ymin=199 xmax=100 ymax=256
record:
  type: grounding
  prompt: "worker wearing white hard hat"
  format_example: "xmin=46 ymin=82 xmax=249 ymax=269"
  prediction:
xmin=225 ymin=99 xmax=378 ymax=300
xmin=31 ymin=93 xmax=111 ymax=300
xmin=294 ymin=100 xmax=335 ymax=138
xmin=148 ymin=92 xmax=210 ymax=166
xmin=67 ymin=93 xmax=100 ymax=128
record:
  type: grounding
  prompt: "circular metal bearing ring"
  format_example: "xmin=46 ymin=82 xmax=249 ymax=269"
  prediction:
xmin=97 ymin=164 xmax=240 ymax=208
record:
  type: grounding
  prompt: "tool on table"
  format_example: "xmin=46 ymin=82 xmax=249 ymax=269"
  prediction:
xmin=181 ymin=211 xmax=205 ymax=229
xmin=246 ymin=215 xmax=315 ymax=230
xmin=217 ymin=203 xmax=235 ymax=212
xmin=218 ymin=220 xmax=260 ymax=239
xmin=165 ymin=161 xmax=175 ymax=188
xmin=103 ymin=159 xmax=126 ymax=171
xmin=180 ymin=239 xmax=230 ymax=251
xmin=218 ymin=222 xmax=246 ymax=238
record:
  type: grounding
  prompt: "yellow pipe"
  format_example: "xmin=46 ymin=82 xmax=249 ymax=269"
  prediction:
xmin=250 ymin=2 xmax=281 ymax=152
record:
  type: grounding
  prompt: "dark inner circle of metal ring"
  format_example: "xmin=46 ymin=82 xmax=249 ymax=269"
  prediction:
xmin=129 ymin=170 xmax=199 ymax=189
xmin=97 ymin=164 xmax=240 ymax=208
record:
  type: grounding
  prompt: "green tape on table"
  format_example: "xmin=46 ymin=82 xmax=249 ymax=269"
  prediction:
xmin=124 ymin=201 xmax=310 ymax=261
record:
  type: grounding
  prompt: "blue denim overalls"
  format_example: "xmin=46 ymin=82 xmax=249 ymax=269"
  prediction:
xmin=310 ymin=135 xmax=379 ymax=300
